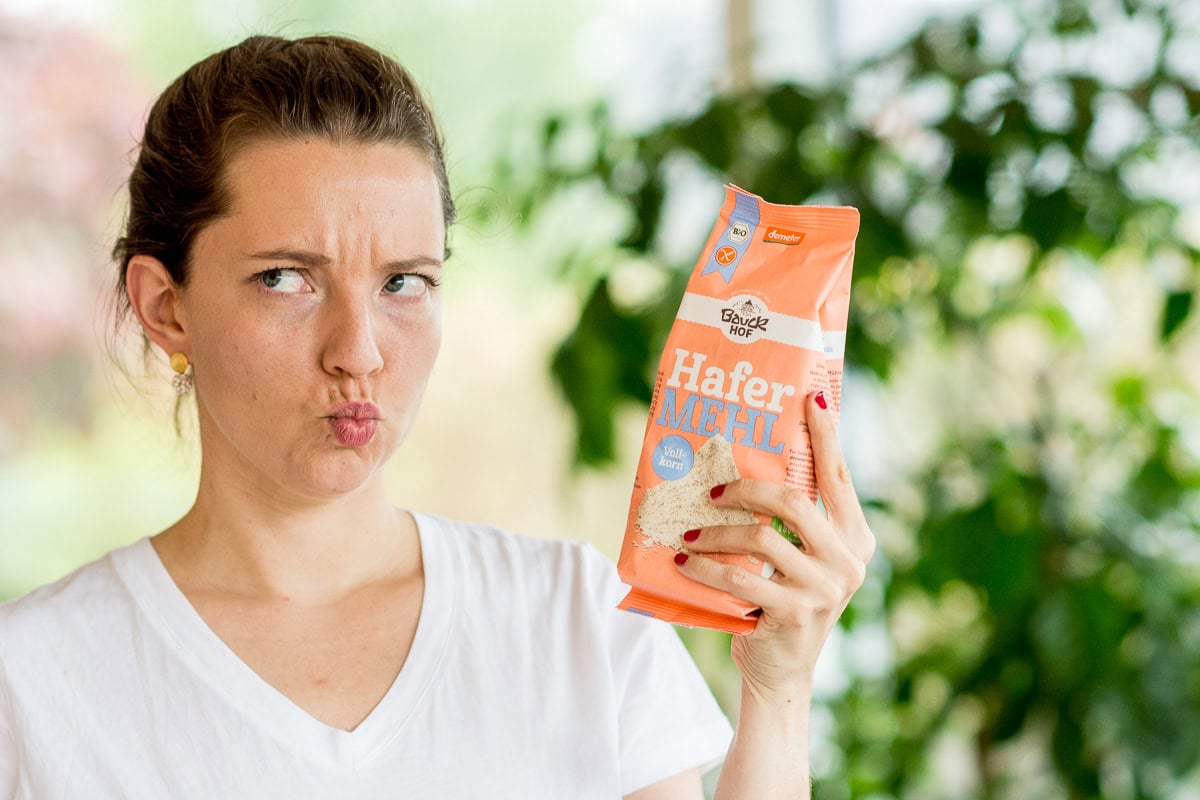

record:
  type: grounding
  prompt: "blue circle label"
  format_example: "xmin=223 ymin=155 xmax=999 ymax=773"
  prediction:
xmin=652 ymin=435 xmax=695 ymax=481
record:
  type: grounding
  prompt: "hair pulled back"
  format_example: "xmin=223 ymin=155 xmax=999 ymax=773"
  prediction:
xmin=111 ymin=34 xmax=455 ymax=333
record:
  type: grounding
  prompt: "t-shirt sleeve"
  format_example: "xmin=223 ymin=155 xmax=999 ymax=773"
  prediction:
xmin=586 ymin=546 xmax=734 ymax=795
xmin=0 ymin=665 xmax=17 ymax=800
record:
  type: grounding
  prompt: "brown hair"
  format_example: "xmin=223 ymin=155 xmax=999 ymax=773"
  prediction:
xmin=111 ymin=34 xmax=455 ymax=335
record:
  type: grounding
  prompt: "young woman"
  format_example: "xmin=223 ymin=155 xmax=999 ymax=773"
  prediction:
xmin=0 ymin=35 xmax=874 ymax=799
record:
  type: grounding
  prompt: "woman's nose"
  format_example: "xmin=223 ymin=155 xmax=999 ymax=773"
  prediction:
xmin=320 ymin=297 xmax=385 ymax=379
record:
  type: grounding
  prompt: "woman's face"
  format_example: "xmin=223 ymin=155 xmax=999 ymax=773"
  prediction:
xmin=177 ymin=138 xmax=445 ymax=501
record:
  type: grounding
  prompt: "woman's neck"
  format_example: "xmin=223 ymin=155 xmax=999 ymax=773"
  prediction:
xmin=152 ymin=470 xmax=419 ymax=606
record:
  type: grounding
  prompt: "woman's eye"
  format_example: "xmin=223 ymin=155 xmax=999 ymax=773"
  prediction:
xmin=258 ymin=268 xmax=308 ymax=293
xmin=382 ymin=274 xmax=431 ymax=297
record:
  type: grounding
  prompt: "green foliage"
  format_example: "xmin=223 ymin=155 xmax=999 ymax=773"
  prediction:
xmin=551 ymin=278 xmax=656 ymax=465
xmin=1161 ymin=290 xmax=1193 ymax=340
xmin=507 ymin=0 xmax=1200 ymax=796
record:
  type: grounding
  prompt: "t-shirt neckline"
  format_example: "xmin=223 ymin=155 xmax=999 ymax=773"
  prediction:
xmin=110 ymin=510 xmax=455 ymax=767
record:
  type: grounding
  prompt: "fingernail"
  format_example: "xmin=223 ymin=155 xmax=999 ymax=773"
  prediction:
xmin=710 ymin=484 xmax=726 ymax=500
xmin=683 ymin=528 xmax=700 ymax=543
xmin=815 ymin=391 xmax=828 ymax=410
xmin=674 ymin=552 xmax=689 ymax=566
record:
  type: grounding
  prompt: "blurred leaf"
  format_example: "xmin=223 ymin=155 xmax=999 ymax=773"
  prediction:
xmin=672 ymin=100 xmax=739 ymax=172
xmin=762 ymin=85 xmax=816 ymax=131
xmin=1161 ymin=289 xmax=1193 ymax=341
xmin=549 ymin=278 xmax=653 ymax=465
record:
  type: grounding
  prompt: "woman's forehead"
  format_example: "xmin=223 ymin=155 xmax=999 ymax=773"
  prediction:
xmin=219 ymin=140 xmax=443 ymax=229
xmin=224 ymin=138 xmax=438 ymax=199
xmin=195 ymin=139 xmax=446 ymax=261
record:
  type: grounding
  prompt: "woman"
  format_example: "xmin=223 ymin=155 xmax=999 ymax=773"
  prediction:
xmin=0 ymin=35 xmax=874 ymax=798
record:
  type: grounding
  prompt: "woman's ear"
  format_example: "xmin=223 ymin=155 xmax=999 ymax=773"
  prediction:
xmin=126 ymin=255 xmax=189 ymax=357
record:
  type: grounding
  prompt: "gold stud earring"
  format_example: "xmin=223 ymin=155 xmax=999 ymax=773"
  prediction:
xmin=169 ymin=352 xmax=193 ymax=395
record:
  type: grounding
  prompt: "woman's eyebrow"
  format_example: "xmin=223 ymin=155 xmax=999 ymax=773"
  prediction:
xmin=245 ymin=248 xmax=330 ymax=267
xmin=244 ymin=248 xmax=443 ymax=271
xmin=379 ymin=255 xmax=444 ymax=272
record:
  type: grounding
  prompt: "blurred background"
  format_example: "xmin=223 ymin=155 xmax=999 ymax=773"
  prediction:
xmin=2 ymin=0 xmax=1199 ymax=797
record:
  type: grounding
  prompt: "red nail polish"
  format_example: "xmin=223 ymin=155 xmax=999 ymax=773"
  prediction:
xmin=815 ymin=391 xmax=828 ymax=410
xmin=710 ymin=484 xmax=726 ymax=500
xmin=674 ymin=552 xmax=689 ymax=566
xmin=683 ymin=529 xmax=700 ymax=543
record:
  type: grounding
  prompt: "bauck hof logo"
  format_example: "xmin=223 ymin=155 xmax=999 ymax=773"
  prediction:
xmin=719 ymin=295 xmax=771 ymax=344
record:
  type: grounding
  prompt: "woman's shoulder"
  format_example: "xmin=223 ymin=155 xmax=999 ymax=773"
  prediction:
xmin=416 ymin=512 xmax=607 ymax=563
xmin=0 ymin=539 xmax=144 ymax=646
xmin=415 ymin=512 xmax=625 ymax=605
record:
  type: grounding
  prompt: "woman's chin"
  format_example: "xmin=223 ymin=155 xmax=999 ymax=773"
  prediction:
xmin=293 ymin=449 xmax=390 ymax=500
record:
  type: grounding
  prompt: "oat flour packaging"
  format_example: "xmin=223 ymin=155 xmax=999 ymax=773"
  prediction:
xmin=617 ymin=185 xmax=859 ymax=634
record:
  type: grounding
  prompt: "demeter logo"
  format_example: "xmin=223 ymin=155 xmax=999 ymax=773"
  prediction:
xmin=763 ymin=226 xmax=806 ymax=245
xmin=719 ymin=295 xmax=771 ymax=343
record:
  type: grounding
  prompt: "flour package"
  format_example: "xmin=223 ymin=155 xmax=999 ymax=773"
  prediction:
xmin=617 ymin=185 xmax=859 ymax=634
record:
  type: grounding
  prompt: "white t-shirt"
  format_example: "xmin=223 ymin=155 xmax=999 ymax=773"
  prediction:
xmin=0 ymin=513 xmax=732 ymax=799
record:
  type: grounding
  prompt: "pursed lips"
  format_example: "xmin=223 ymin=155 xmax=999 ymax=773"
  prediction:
xmin=326 ymin=402 xmax=383 ymax=420
xmin=325 ymin=402 xmax=382 ymax=446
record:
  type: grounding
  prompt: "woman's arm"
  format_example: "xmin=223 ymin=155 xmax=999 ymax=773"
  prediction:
xmin=676 ymin=391 xmax=876 ymax=799
xmin=713 ymin=683 xmax=811 ymax=797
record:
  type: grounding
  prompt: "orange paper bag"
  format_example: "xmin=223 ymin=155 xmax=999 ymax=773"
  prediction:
xmin=617 ymin=185 xmax=859 ymax=634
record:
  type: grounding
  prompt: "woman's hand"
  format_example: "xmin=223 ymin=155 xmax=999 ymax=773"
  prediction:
xmin=674 ymin=390 xmax=875 ymax=702
xmin=680 ymin=390 xmax=874 ymax=797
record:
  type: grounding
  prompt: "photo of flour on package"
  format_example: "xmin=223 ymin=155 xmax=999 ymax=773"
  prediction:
xmin=617 ymin=185 xmax=859 ymax=634
xmin=635 ymin=436 xmax=756 ymax=551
